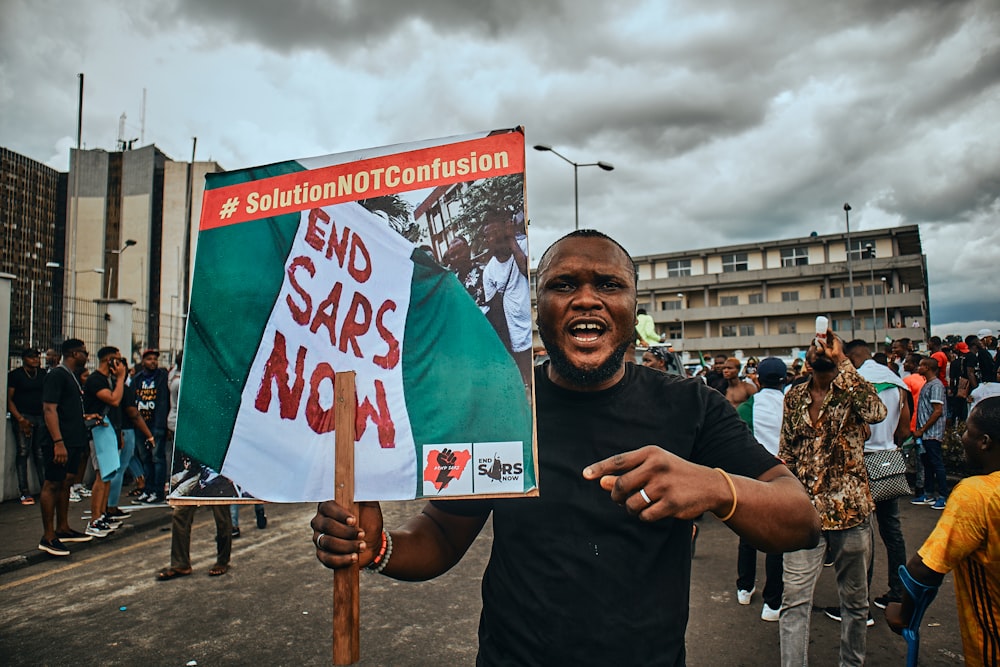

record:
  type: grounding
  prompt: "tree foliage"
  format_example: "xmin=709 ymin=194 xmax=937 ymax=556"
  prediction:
xmin=450 ymin=174 xmax=525 ymax=254
xmin=358 ymin=195 xmax=423 ymax=243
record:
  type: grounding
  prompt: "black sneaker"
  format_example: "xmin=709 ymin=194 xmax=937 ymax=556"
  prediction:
xmin=39 ymin=537 xmax=71 ymax=556
xmin=255 ymin=509 xmax=267 ymax=530
xmin=873 ymin=594 xmax=901 ymax=610
xmin=823 ymin=607 xmax=875 ymax=627
xmin=55 ymin=528 xmax=94 ymax=543
xmin=231 ymin=527 xmax=241 ymax=538
xmin=105 ymin=507 xmax=129 ymax=519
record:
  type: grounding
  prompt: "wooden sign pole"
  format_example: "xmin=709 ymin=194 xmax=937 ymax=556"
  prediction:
xmin=332 ymin=371 xmax=360 ymax=665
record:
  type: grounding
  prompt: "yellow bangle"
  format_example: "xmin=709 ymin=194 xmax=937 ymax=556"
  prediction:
xmin=715 ymin=468 xmax=738 ymax=522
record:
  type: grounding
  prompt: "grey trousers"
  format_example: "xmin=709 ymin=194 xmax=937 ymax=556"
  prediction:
xmin=780 ymin=518 xmax=873 ymax=667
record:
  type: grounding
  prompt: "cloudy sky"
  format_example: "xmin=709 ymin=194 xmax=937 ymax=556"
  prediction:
xmin=2 ymin=0 xmax=998 ymax=336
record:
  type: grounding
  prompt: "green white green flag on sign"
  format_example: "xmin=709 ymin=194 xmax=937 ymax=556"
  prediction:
xmin=174 ymin=129 xmax=535 ymax=503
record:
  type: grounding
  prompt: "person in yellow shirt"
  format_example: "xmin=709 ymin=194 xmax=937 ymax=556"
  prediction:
xmin=886 ymin=396 xmax=1000 ymax=666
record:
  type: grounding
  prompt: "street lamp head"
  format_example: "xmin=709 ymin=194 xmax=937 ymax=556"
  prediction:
xmin=533 ymin=144 xmax=553 ymax=152
xmin=124 ymin=239 xmax=137 ymax=248
xmin=843 ymin=203 xmax=851 ymax=212
xmin=597 ymin=161 xmax=614 ymax=171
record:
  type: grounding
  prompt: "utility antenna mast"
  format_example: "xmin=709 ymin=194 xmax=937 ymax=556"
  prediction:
xmin=140 ymin=88 xmax=146 ymax=145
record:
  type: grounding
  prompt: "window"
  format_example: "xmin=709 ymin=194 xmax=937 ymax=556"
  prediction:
xmin=722 ymin=325 xmax=737 ymax=337
xmin=719 ymin=295 xmax=738 ymax=306
xmin=781 ymin=291 xmax=799 ymax=302
xmin=847 ymin=239 xmax=878 ymax=261
xmin=667 ymin=259 xmax=691 ymax=277
xmin=749 ymin=293 xmax=763 ymax=304
xmin=831 ymin=318 xmax=855 ymax=332
xmin=739 ymin=324 xmax=756 ymax=337
xmin=778 ymin=321 xmax=797 ymax=334
xmin=831 ymin=286 xmax=864 ymax=298
xmin=667 ymin=324 xmax=682 ymax=340
xmin=721 ymin=253 xmax=748 ymax=272
xmin=661 ymin=300 xmax=681 ymax=311
xmin=865 ymin=284 xmax=885 ymax=296
xmin=781 ymin=246 xmax=809 ymax=267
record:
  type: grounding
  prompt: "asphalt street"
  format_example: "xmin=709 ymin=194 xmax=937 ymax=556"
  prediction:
xmin=0 ymin=497 xmax=964 ymax=666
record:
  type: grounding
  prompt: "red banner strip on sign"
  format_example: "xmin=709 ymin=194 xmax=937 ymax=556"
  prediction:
xmin=200 ymin=133 xmax=524 ymax=231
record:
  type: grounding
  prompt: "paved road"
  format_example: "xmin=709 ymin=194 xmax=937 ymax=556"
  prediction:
xmin=0 ymin=499 xmax=964 ymax=666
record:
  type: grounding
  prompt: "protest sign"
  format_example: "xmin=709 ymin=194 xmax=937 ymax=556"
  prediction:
xmin=172 ymin=128 xmax=536 ymax=503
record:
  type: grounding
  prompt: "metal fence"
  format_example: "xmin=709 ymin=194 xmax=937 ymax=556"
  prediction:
xmin=7 ymin=296 xmax=184 ymax=371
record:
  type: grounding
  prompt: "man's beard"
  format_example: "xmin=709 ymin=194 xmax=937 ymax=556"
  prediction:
xmin=810 ymin=356 xmax=837 ymax=372
xmin=538 ymin=326 xmax=630 ymax=388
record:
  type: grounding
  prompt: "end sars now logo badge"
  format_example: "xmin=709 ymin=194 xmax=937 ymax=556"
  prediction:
xmin=421 ymin=440 xmax=525 ymax=496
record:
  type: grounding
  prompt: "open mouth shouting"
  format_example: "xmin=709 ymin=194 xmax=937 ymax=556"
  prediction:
xmin=569 ymin=320 xmax=606 ymax=344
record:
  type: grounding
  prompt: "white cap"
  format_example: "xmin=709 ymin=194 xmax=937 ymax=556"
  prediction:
xmin=978 ymin=328 xmax=995 ymax=338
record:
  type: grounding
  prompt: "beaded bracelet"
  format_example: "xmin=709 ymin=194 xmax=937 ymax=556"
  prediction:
xmin=365 ymin=530 xmax=393 ymax=574
xmin=372 ymin=531 xmax=393 ymax=574
xmin=714 ymin=468 xmax=738 ymax=522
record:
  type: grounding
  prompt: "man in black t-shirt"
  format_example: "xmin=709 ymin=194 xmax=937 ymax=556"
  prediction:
xmin=82 ymin=346 xmax=127 ymax=537
xmin=38 ymin=338 xmax=102 ymax=556
xmin=311 ymin=231 xmax=822 ymax=664
xmin=7 ymin=349 xmax=47 ymax=504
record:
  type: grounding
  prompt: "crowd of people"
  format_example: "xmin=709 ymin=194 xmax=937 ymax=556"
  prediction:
xmin=8 ymin=227 xmax=997 ymax=663
xmin=7 ymin=342 xmax=266 ymax=578
xmin=654 ymin=328 xmax=997 ymax=665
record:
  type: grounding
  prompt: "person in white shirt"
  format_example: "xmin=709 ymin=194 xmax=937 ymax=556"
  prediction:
xmin=846 ymin=339 xmax=911 ymax=611
xmin=482 ymin=216 xmax=531 ymax=388
xmin=734 ymin=357 xmax=786 ymax=621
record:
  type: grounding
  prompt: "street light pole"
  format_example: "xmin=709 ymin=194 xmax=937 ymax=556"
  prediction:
xmin=844 ymin=203 xmax=856 ymax=339
xmin=881 ymin=277 xmax=888 ymax=346
xmin=105 ymin=238 xmax=137 ymax=299
xmin=676 ymin=292 xmax=685 ymax=345
xmin=533 ymin=144 xmax=614 ymax=230
xmin=866 ymin=243 xmax=877 ymax=346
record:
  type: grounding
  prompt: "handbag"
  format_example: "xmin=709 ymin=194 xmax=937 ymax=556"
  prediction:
xmin=864 ymin=448 xmax=911 ymax=503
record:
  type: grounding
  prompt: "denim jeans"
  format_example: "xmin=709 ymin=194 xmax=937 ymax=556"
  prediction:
xmin=737 ymin=537 xmax=784 ymax=609
xmin=107 ymin=430 xmax=135 ymax=507
xmin=780 ymin=518 xmax=872 ymax=667
xmin=868 ymin=498 xmax=906 ymax=598
xmin=144 ymin=428 xmax=168 ymax=498
xmin=921 ymin=439 xmax=949 ymax=498
xmin=12 ymin=414 xmax=46 ymax=495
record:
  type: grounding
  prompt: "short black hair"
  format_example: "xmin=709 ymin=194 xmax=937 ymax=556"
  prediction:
xmin=970 ymin=396 xmax=1000 ymax=442
xmin=536 ymin=229 xmax=638 ymax=286
xmin=843 ymin=339 xmax=870 ymax=355
xmin=61 ymin=338 xmax=85 ymax=355
xmin=97 ymin=346 xmax=119 ymax=360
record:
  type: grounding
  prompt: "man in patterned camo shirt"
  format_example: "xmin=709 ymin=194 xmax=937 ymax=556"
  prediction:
xmin=778 ymin=330 xmax=887 ymax=667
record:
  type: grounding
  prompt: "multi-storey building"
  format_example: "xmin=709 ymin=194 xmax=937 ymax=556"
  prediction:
xmin=1 ymin=148 xmax=66 ymax=353
xmin=66 ymin=145 xmax=222 ymax=358
xmin=631 ymin=225 xmax=927 ymax=360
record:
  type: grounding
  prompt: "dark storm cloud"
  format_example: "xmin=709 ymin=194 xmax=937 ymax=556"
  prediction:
xmin=153 ymin=0 xmax=610 ymax=53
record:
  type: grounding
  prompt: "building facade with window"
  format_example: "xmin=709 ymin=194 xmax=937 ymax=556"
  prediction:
xmin=628 ymin=225 xmax=927 ymax=359
xmin=1 ymin=147 xmax=67 ymax=354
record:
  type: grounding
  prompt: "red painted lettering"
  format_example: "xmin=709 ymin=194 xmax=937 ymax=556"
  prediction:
xmin=347 ymin=233 xmax=372 ymax=283
xmin=305 ymin=363 xmax=336 ymax=433
xmin=309 ymin=281 xmax=344 ymax=345
xmin=339 ymin=291 xmax=372 ymax=358
xmin=356 ymin=379 xmax=396 ymax=448
xmin=254 ymin=330 xmax=306 ymax=419
xmin=305 ymin=208 xmax=329 ymax=251
xmin=373 ymin=299 xmax=399 ymax=370
xmin=286 ymin=256 xmax=315 ymax=325
xmin=325 ymin=223 xmax=351 ymax=266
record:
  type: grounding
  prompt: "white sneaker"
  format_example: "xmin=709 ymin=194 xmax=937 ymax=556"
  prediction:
xmin=761 ymin=604 xmax=780 ymax=622
xmin=737 ymin=587 xmax=755 ymax=605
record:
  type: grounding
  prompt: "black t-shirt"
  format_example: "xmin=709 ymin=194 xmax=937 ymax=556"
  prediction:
xmin=966 ymin=349 xmax=996 ymax=385
xmin=7 ymin=367 xmax=46 ymax=416
xmin=83 ymin=370 xmax=123 ymax=431
xmin=120 ymin=382 xmax=138 ymax=432
xmin=41 ymin=366 xmax=88 ymax=449
xmin=435 ymin=363 xmax=779 ymax=666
